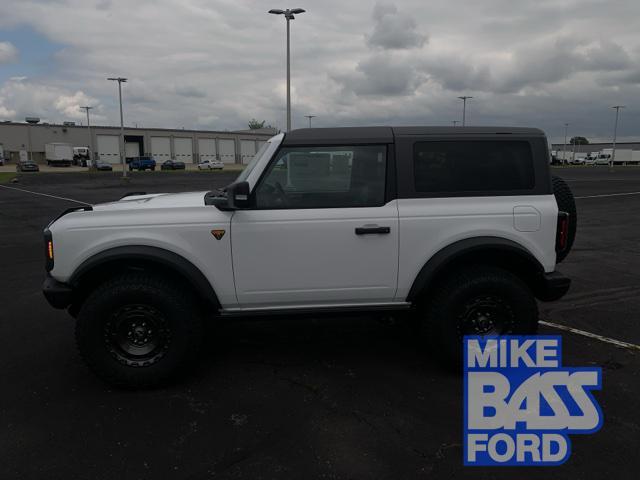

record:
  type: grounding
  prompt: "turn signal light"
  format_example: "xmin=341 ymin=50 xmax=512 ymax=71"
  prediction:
xmin=44 ymin=229 xmax=54 ymax=272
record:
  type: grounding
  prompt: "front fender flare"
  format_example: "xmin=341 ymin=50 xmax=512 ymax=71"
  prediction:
xmin=69 ymin=245 xmax=220 ymax=309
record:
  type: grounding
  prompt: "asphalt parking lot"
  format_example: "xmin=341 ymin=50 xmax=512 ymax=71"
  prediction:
xmin=1 ymin=167 xmax=639 ymax=479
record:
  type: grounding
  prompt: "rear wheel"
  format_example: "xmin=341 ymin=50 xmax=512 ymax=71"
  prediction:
xmin=420 ymin=266 xmax=538 ymax=366
xmin=75 ymin=273 xmax=204 ymax=388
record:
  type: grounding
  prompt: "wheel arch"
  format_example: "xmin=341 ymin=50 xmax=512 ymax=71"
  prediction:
xmin=68 ymin=245 xmax=221 ymax=316
xmin=406 ymin=236 xmax=547 ymax=303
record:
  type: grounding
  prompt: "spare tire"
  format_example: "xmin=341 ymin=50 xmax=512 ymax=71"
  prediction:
xmin=552 ymin=175 xmax=577 ymax=263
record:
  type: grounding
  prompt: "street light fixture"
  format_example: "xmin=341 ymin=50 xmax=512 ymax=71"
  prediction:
xmin=610 ymin=105 xmax=625 ymax=171
xmin=79 ymin=106 xmax=94 ymax=166
xmin=107 ymin=77 xmax=127 ymax=177
xmin=458 ymin=96 xmax=472 ymax=126
xmin=304 ymin=115 xmax=316 ymax=128
xmin=269 ymin=8 xmax=306 ymax=132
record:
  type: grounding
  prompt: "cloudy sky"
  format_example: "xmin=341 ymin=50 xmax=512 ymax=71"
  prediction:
xmin=0 ymin=0 xmax=639 ymax=143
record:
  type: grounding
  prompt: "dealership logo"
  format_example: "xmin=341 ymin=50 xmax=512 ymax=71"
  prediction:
xmin=464 ymin=336 xmax=602 ymax=466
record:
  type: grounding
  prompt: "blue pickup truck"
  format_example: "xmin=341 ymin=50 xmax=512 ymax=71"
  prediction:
xmin=128 ymin=156 xmax=156 ymax=171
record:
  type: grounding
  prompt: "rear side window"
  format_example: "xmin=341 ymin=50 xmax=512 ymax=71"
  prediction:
xmin=413 ymin=141 xmax=535 ymax=193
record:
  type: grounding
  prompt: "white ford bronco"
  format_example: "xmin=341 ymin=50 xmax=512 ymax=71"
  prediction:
xmin=43 ymin=127 xmax=576 ymax=387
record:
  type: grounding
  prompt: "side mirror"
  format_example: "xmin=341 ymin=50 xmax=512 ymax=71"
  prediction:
xmin=226 ymin=181 xmax=251 ymax=209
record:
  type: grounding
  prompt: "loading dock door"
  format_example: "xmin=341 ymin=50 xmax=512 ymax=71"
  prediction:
xmin=97 ymin=135 xmax=120 ymax=163
xmin=219 ymin=139 xmax=236 ymax=164
xmin=174 ymin=137 xmax=193 ymax=163
xmin=151 ymin=137 xmax=171 ymax=162
xmin=240 ymin=140 xmax=256 ymax=164
xmin=198 ymin=139 xmax=216 ymax=163
xmin=125 ymin=142 xmax=139 ymax=160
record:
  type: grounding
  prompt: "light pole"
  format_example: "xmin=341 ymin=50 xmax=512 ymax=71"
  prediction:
xmin=107 ymin=77 xmax=127 ymax=177
xmin=563 ymin=123 xmax=569 ymax=166
xmin=610 ymin=105 xmax=625 ymax=171
xmin=80 ymin=106 xmax=94 ymax=166
xmin=458 ymin=96 xmax=472 ymax=126
xmin=269 ymin=8 xmax=306 ymax=132
xmin=304 ymin=115 xmax=316 ymax=128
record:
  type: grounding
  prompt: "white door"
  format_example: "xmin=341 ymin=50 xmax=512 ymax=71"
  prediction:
xmin=97 ymin=135 xmax=120 ymax=163
xmin=125 ymin=142 xmax=139 ymax=160
xmin=198 ymin=138 xmax=216 ymax=163
xmin=231 ymin=144 xmax=398 ymax=309
xmin=174 ymin=137 xmax=193 ymax=163
xmin=219 ymin=139 xmax=236 ymax=164
xmin=151 ymin=137 xmax=171 ymax=162
xmin=240 ymin=140 xmax=256 ymax=164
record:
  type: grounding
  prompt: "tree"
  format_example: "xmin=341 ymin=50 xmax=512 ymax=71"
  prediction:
xmin=570 ymin=136 xmax=589 ymax=145
xmin=248 ymin=118 xmax=266 ymax=129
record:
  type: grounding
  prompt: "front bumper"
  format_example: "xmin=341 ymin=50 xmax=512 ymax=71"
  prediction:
xmin=43 ymin=274 xmax=73 ymax=309
xmin=535 ymin=271 xmax=571 ymax=302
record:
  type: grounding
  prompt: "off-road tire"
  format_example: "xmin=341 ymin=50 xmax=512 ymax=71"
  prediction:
xmin=552 ymin=175 xmax=577 ymax=263
xmin=75 ymin=272 xmax=204 ymax=388
xmin=421 ymin=266 xmax=538 ymax=367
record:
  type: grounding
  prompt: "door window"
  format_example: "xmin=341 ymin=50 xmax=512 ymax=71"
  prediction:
xmin=255 ymin=145 xmax=387 ymax=209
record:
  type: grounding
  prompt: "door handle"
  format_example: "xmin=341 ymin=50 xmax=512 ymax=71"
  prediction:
xmin=355 ymin=226 xmax=391 ymax=235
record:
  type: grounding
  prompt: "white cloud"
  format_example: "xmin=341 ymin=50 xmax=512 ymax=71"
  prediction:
xmin=0 ymin=41 xmax=18 ymax=63
xmin=0 ymin=79 xmax=104 ymax=123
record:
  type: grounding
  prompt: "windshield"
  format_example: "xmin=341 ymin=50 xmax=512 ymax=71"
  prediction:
xmin=235 ymin=140 xmax=271 ymax=183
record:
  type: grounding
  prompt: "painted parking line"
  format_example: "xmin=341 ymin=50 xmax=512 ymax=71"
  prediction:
xmin=540 ymin=320 xmax=640 ymax=351
xmin=575 ymin=191 xmax=640 ymax=199
xmin=0 ymin=184 xmax=90 ymax=205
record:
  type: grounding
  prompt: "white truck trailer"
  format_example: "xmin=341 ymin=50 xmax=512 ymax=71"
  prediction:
xmin=45 ymin=143 xmax=74 ymax=167
xmin=600 ymin=148 xmax=635 ymax=165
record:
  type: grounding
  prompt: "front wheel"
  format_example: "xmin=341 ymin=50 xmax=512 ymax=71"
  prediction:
xmin=419 ymin=266 xmax=538 ymax=366
xmin=75 ymin=273 xmax=204 ymax=387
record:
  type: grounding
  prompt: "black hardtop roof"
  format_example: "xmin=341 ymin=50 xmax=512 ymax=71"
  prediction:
xmin=282 ymin=126 xmax=545 ymax=145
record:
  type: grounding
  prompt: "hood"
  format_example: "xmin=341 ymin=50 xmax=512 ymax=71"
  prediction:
xmin=92 ymin=191 xmax=210 ymax=211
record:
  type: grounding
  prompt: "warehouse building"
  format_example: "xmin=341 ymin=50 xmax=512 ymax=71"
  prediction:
xmin=0 ymin=121 xmax=276 ymax=165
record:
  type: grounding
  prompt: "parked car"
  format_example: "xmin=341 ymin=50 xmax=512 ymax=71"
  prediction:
xmin=197 ymin=159 xmax=224 ymax=170
xmin=129 ymin=156 xmax=156 ymax=171
xmin=16 ymin=160 xmax=39 ymax=172
xmin=161 ymin=159 xmax=186 ymax=170
xmin=95 ymin=161 xmax=113 ymax=171
xmin=570 ymin=156 xmax=586 ymax=165
xmin=595 ymin=154 xmax=611 ymax=165
xmin=43 ymin=126 xmax=576 ymax=387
